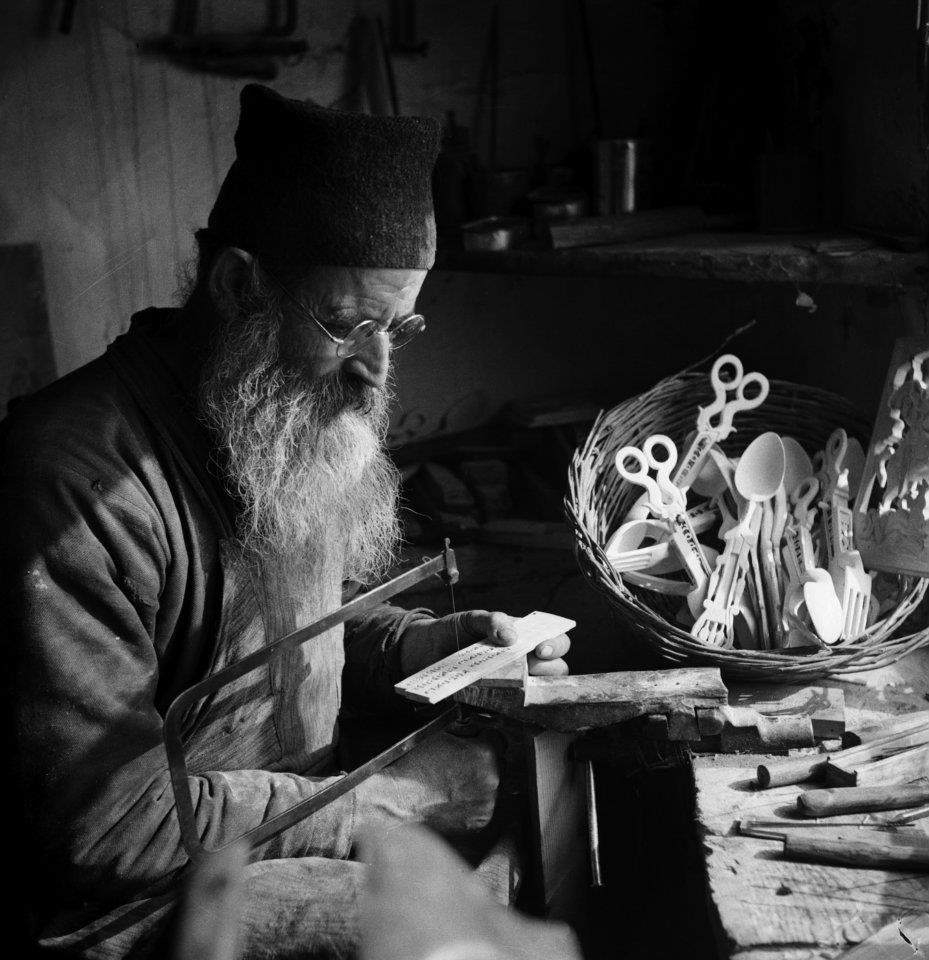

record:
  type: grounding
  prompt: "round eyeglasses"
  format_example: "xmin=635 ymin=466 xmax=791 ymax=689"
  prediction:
xmin=267 ymin=270 xmax=426 ymax=359
xmin=317 ymin=311 xmax=426 ymax=359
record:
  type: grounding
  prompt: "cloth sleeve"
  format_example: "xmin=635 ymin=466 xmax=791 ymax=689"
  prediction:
xmin=341 ymin=602 xmax=435 ymax=717
xmin=1 ymin=463 xmax=362 ymax=905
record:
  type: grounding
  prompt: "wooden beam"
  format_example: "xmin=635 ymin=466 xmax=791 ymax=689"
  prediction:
xmin=455 ymin=667 xmax=727 ymax=732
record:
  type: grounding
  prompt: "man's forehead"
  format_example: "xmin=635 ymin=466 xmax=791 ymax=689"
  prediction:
xmin=297 ymin=265 xmax=426 ymax=316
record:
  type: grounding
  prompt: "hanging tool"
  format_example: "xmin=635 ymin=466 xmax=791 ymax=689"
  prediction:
xmin=150 ymin=0 xmax=307 ymax=80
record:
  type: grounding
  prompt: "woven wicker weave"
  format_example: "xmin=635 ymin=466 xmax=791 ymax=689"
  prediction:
xmin=566 ymin=371 xmax=929 ymax=681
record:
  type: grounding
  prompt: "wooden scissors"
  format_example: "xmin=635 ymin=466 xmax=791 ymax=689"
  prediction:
xmin=615 ymin=435 xmax=712 ymax=587
xmin=615 ymin=435 xmax=685 ymax=519
xmin=673 ymin=354 xmax=770 ymax=491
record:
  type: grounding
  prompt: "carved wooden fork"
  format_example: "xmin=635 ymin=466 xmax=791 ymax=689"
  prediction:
xmin=819 ymin=429 xmax=873 ymax=641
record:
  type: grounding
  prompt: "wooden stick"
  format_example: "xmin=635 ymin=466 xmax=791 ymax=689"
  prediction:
xmin=825 ymin=744 xmax=929 ymax=788
xmin=739 ymin=819 xmax=928 ymax=848
xmin=837 ymin=720 xmax=929 ymax=762
xmin=883 ymin=803 xmax=929 ymax=825
xmin=544 ymin=207 xmax=706 ymax=249
xmin=757 ymin=722 xmax=929 ymax=788
xmin=740 ymin=818 xmax=890 ymax=832
xmin=782 ymin=834 xmax=929 ymax=871
xmin=797 ymin=782 xmax=929 ymax=817
xmin=842 ymin=711 xmax=929 ymax=748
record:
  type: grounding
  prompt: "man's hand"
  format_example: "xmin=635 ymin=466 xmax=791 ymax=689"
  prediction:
xmin=399 ymin=610 xmax=571 ymax=679
xmin=357 ymin=731 xmax=500 ymax=837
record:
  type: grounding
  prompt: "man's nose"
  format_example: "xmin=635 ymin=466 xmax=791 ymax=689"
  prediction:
xmin=345 ymin=332 xmax=390 ymax=388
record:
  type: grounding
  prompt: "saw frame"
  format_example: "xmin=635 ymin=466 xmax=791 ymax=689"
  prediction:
xmin=164 ymin=540 xmax=461 ymax=860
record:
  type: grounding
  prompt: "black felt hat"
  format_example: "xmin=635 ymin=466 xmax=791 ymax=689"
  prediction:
xmin=208 ymin=85 xmax=440 ymax=270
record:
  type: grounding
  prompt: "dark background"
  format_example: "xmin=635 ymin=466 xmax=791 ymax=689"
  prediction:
xmin=2 ymin=0 xmax=927 ymax=428
xmin=1 ymin=3 xmax=927 ymax=958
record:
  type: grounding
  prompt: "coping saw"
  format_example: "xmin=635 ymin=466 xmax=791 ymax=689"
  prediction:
xmin=164 ymin=540 xmax=462 ymax=861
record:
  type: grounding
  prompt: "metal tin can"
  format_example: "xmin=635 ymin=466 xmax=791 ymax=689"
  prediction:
xmin=612 ymin=138 xmax=652 ymax=213
xmin=595 ymin=138 xmax=653 ymax=214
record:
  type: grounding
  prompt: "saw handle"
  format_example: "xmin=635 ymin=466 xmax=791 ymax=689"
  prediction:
xmin=783 ymin=834 xmax=929 ymax=870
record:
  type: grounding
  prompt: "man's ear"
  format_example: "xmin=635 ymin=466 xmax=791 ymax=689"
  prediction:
xmin=207 ymin=247 xmax=254 ymax=315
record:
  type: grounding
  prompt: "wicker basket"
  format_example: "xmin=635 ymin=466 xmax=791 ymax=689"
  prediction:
xmin=566 ymin=370 xmax=929 ymax=681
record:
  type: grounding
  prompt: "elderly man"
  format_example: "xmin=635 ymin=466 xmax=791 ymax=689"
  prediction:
xmin=0 ymin=85 xmax=569 ymax=959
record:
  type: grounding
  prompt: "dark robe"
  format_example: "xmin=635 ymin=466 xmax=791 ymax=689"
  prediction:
xmin=0 ymin=308 xmax=429 ymax=953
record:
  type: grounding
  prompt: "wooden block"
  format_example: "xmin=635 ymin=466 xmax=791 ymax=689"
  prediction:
xmin=727 ymin=683 xmax=846 ymax=739
xmin=395 ymin=612 xmax=575 ymax=705
xmin=521 ymin=668 xmax=727 ymax=708
xmin=666 ymin=707 xmax=702 ymax=741
xmin=456 ymin=667 xmax=727 ymax=733
xmin=526 ymin=729 xmax=587 ymax=922
xmin=544 ymin=206 xmax=706 ymax=249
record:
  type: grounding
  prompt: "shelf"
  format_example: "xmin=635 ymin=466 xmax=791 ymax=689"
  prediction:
xmin=435 ymin=232 xmax=928 ymax=287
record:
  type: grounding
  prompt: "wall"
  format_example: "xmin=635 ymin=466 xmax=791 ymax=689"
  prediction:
xmin=1 ymin=0 xmax=926 ymax=429
xmin=832 ymin=0 xmax=928 ymax=240
xmin=397 ymin=270 xmax=926 ymax=441
xmin=0 ymin=0 xmax=585 ymax=387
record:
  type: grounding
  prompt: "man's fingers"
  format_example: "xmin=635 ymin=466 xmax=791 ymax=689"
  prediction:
xmin=533 ymin=633 xmax=571 ymax=660
xmin=527 ymin=655 xmax=569 ymax=677
xmin=461 ymin=610 xmax=518 ymax=646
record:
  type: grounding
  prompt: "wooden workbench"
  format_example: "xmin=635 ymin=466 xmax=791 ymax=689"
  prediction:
xmin=694 ymin=652 xmax=929 ymax=960
xmin=390 ymin=541 xmax=929 ymax=957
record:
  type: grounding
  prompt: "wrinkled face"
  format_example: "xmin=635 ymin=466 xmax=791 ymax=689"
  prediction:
xmin=278 ymin=265 xmax=427 ymax=388
xmin=198 ymin=263 xmax=427 ymax=581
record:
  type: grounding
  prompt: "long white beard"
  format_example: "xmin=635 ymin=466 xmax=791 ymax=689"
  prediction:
xmin=197 ymin=292 xmax=401 ymax=583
